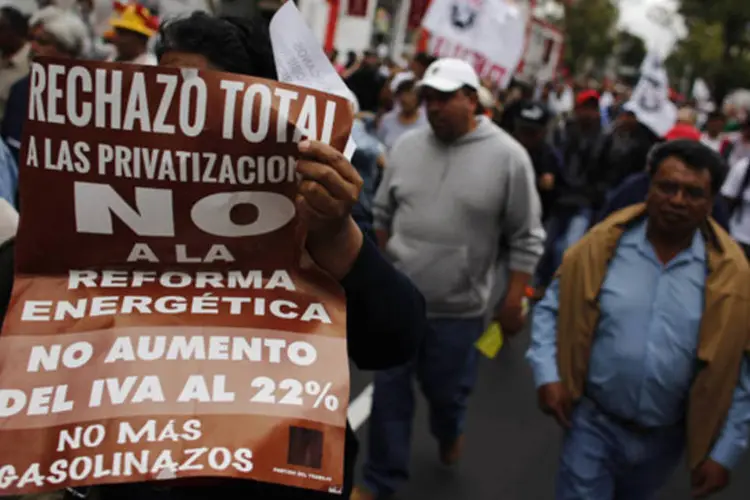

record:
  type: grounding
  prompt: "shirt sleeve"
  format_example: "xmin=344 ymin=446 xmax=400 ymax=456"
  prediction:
xmin=1 ymin=80 xmax=25 ymax=155
xmin=340 ymin=235 xmax=425 ymax=370
xmin=721 ymin=159 xmax=749 ymax=199
xmin=0 ymin=143 xmax=17 ymax=208
xmin=502 ymin=147 xmax=546 ymax=274
xmin=372 ymin=152 xmax=398 ymax=232
xmin=525 ymin=278 xmax=562 ymax=388
xmin=709 ymin=355 xmax=750 ymax=470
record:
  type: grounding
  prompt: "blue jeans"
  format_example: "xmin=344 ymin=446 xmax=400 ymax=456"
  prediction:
xmin=362 ymin=317 xmax=485 ymax=497
xmin=556 ymin=399 xmax=684 ymax=500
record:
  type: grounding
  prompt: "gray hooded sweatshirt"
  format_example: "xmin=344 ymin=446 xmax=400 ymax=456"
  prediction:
xmin=373 ymin=116 xmax=545 ymax=318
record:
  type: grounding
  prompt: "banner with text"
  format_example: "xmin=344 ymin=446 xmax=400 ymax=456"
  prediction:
xmin=0 ymin=58 xmax=353 ymax=496
xmin=421 ymin=0 xmax=527 ymax=88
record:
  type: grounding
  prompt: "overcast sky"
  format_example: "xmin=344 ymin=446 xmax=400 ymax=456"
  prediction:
xmin=617 ymin=0 xmax=686 ymax=55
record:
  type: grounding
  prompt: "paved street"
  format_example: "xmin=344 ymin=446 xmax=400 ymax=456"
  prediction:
xmin=348 ymin=330 xmax=750 ymax=499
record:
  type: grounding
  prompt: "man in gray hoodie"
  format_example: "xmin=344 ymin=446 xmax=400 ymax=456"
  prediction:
xmin=352 ymin=58 xmax=545 ymax=500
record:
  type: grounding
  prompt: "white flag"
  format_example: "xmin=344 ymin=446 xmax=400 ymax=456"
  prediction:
xmin=625 ymin=51 xmax=677 ymax=137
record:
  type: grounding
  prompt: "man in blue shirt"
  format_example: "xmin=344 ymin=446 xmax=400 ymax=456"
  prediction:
xmin=527 ymin=140 xmax=750 ymax=499
xmin=591 ymin=165 xmax=731 ymax=231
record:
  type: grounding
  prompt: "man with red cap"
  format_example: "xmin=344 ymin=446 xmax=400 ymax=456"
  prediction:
xmin=665 ymin=107 xmax=702 ymax=142
xmin=536 ymin=90 xmax=606 ymax=290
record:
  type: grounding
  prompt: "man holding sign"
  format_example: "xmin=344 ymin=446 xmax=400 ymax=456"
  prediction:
xmin=0 ymin=10 xmax=426 ymax=500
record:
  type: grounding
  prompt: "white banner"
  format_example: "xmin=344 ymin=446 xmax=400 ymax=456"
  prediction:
xmin=625 ymin=51 xmax=677 ymax=137
xmin=518 ymin=19 xmax=563 ymax=84
xmin=421 ymin=0 xmax=527 ymax=88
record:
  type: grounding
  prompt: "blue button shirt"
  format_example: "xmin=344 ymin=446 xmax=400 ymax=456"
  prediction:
xmin=527 ymin=219 xmax=750 ymax=469
xmin=590 ymin=219 xmax=705 ymax=426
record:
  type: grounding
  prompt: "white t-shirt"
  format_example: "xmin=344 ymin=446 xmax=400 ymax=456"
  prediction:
xmin=107 ymin=52 xmax=158 ymax=66
xmin=728 ymin=139 xmax=750 ymax=168
xmin=376 ymin=108 xmax=428 ymax=151
xmin=720 ymin=158 xmax=750 ymax=245
xmin=700 ymin=133 xmax=723 ymax=152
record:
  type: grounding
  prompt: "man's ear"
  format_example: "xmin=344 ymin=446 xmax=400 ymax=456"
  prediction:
xmin=465 ymin=89 xmax=479 ymax=112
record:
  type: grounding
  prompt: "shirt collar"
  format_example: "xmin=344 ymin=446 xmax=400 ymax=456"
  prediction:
xmin=622 ymin=218 xmax=706 ymax=264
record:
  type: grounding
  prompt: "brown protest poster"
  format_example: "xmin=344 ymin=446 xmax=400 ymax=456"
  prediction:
xmin=0 ymin=58 xmax=353 ymax=495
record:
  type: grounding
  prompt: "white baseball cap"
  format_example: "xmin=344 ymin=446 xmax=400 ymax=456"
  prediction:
xmin=418 ymin=58 xmax=480 ymax=93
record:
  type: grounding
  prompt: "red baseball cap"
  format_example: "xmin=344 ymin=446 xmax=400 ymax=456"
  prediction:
xmin=576 ymin=90 xmax=600 ymax=107
xmin=665 ymin=123 xmax=701 ymax=141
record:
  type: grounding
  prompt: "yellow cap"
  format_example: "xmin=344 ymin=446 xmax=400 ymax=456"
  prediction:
xmin=109 ymin=2 xmax=159 ymax=38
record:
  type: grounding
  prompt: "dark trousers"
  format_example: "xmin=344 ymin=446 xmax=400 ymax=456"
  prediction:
xmin=535 ymin=207 xmax=592 ymax=288
xmin=362 ymin=317 xmax=484 ymax=496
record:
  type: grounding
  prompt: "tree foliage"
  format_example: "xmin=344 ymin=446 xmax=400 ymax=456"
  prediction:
xmin=669 ymin=0 xmax=750 ymax=103
xmin=615 ymin=30 xmax=647 ymax=70
xmin=561 ymin=0 xmax=618 ymax=73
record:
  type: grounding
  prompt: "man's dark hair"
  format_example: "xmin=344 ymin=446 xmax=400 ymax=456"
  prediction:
xmin=413 ymin=52 xmax=436 ymax=68
xmin=154 ymin=12 xmax=277 ymax=80
xmin=522 ymin=86 xmax=535 ymax=100
xmin=345 ymin=50 xmax=357 ymax=68
xmin=706 ymin=111 xmax=725 ymax=122
xmin=0 ymin=7 xmax=29 ymax=39
xmin=578 ymin=97 xmax=599 ymax=110
xmin=647 ymin=139 xmax=728 ymax=195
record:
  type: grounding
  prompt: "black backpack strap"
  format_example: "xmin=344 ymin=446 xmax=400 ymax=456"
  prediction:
xmin=722 ymin=141 xmax=735 ymax=161
xmin=728 ymin=160 xmax=750 ymax=220
xmin=0 ymin=237 xmax=14 ymax=328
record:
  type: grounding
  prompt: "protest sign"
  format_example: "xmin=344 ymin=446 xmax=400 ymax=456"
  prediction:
xmin=421 ymin=0 xmax=527 ymax=88
xmin=0 ymin=58 xmax=353 ymax=496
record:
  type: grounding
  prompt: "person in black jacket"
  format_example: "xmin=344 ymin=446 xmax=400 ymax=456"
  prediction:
xmin=512 ymin=100 xmax=562 ymax=221
xmin=534 ymin=92 xmax=604 ymax=290
xmin=592 ymin=107 xmax=662 ymax=197
xmin=344 ymin=50 xmax=385 ymax=114
xmin=1 ymin=12 xmax=426 ymax=500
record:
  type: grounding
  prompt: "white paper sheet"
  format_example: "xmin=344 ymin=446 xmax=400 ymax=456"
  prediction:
xmin=269 ymin=2 xmax=357 ymax=159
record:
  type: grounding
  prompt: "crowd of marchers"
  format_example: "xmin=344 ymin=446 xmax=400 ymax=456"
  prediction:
xmin=1 ymin=2 xmax=750 ymax=500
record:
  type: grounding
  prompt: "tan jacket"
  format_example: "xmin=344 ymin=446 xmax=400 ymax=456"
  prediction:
xmin=556 ymin=204 xmax=750 ymax=469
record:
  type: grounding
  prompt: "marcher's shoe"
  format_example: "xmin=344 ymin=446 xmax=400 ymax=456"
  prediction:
xmin=350 ymin=486 xmax=377 ymax=500
xmin=439 ymin=435 xmax=465 ymax=465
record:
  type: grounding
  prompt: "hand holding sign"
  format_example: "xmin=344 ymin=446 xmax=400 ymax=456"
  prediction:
xmin=296 ymin=140 xmax=364 ymax=280
xmin=0 ymin=58 xmax=353 ymax=496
